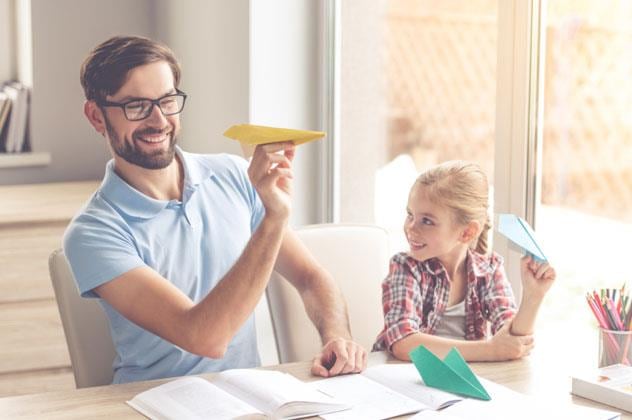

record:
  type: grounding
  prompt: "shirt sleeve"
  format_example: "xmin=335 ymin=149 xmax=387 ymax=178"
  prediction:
xmin=482 ymin=256 xmax=518 ymax=334
xmin=63 ymin=209 xmax=146 ymax=298
xmin=380 ymin=255 xmax=423 ymax=350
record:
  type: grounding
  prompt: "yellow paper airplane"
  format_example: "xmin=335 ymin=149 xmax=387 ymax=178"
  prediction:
xmin=223 ymin=124 xmax=326 ymax=146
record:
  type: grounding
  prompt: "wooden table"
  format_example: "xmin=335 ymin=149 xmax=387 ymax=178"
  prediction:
xmin=0 ymin=351 xmax=628 ymax=419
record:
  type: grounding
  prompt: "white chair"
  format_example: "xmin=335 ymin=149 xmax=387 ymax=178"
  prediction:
xmin=49 ymin=249 xmax=116 ymax=388
xmin=266 ymin=224 xmax=390 ymax=363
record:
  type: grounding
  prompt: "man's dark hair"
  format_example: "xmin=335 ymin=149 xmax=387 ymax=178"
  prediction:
xmin=80 ymin=35 xmax=181 ymax=102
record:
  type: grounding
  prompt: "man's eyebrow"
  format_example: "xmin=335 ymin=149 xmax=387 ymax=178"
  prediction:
xmin=116 ymin=89 xmax=177 ymax=102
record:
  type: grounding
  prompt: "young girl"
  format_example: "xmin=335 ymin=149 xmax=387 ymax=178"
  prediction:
xmin=373 ymin=160 xmax=556 ymax=362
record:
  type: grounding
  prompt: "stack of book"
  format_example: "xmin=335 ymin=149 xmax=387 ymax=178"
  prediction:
xmin=0 ymin=81 xmax=31 ymax=154
xmin=572 ymin=364 xmax=632 ymax=414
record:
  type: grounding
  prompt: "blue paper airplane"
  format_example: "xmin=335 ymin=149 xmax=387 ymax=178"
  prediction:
xmin=497 ymin=214 xmax=547 ymax=262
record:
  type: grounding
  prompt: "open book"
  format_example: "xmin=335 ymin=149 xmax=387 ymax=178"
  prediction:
xmin=314 ymin=363 xmax=620 ymax=420
xmin=127 ymin=369 xmax=349 ymax=420
xmin=313 ymin=363 xmax=463 ymax=419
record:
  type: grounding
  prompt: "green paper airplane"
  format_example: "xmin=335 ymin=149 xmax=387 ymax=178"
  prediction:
xmin=409 ymin=346 xmax=491 ymax=401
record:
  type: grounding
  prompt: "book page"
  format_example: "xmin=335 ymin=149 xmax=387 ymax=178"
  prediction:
xmin=313 ymin=373 xmax=426 ymax=419
xmin=127 ymin=377 xmax=265 ymax=420
xmin=443 ymin=378 xmax=620 ymax=420
xmin=363 ymin=363 xmax=462 ymax=410
xmin=213 ymin=369 xmax=348 ymax=418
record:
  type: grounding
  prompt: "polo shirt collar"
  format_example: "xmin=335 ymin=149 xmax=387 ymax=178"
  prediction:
xmin=180 ymin=147 xmax=215 ymax=188
xmin=99 ymin=146 xmax=215 ymax=219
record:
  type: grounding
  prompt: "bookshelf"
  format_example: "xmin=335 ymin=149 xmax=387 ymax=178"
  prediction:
xmin=0 ymin=151 xmax=50 ymax=168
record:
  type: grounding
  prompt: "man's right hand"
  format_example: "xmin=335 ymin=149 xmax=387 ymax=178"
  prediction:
xmin=247 ymin=142 xmax=296 ymax=223
xmin=488 ymin=321 xmax=535 ymax=361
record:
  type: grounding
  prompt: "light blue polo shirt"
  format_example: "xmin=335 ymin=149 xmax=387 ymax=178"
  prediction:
xmin=63 ymin=147 xmax=265 ymax=384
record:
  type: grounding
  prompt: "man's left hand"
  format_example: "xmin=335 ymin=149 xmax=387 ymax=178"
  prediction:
xmin=311 ymin=338 xmax=367 ymax=377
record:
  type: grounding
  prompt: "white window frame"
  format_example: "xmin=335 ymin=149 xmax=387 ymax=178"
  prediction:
xmin=319 ymin=0 xmax=341 ymax=223
xmin=493 ymin=0 xmax=544 ymax=296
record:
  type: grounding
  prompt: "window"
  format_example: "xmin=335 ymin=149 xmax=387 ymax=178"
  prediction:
xmin=338 ymin=0 xmax=498 ymax=252
xmin=332 ymin=0 xmax=632 ymax=339
xmin=536 ymin=0 xmax=632 ymax=329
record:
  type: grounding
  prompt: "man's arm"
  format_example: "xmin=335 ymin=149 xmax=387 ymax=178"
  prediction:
xmin=274 ymin=229 xmax=367 ymax=376
xmin=94 ymin=215 xmax=286 ymax=358
xmin=94 ymin=142 xmax=296 ymax=358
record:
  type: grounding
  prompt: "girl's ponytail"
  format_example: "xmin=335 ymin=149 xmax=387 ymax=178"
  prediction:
xmin=474 ymin=217 xmax=491 ymax=255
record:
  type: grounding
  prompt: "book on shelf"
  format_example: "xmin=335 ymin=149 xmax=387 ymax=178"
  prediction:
xmin=0 ymin=91 xmax=11 ymax=152
xmin=0 ymin=81 xmax=30 ymax=154
xmin=572 ymin=364 xmax=632 ymax=414
xmin=126 ymin=368 xmax=350 ymax=420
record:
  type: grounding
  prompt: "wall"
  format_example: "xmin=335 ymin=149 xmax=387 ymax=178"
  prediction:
xmin=153 ymin=0 xmax=249 ymax=157
xmin=0 ymin=0 xmax=15 ymax=82
xmin=0 ymin=0 xmax=156 ymax=185
xmin=250 ymin=0 xmax=322 ymax=227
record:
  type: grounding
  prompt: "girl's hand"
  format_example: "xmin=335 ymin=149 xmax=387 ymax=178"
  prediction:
xmin=520 ymin=255 xmax=556 ymax=298
xmin=488 ymin=322 xmax=534 ymax=360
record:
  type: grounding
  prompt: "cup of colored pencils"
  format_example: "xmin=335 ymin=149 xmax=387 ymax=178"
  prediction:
xmin=586 ymin=286 xmax=632 ymax=367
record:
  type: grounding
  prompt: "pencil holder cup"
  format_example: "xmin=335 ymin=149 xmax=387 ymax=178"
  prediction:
xmin=598 ymin=328 xmax=632 ymax=367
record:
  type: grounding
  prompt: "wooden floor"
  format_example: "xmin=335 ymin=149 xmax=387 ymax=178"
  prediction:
xmin=0 ymin=181 xmax=99 ymax=397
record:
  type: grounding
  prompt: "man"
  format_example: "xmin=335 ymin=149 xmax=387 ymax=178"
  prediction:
xmin=64 ymin=35 xmax=366 ymax=384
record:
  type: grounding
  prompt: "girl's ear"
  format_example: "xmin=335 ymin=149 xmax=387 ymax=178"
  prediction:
xmin=459 ymin=220 xmax=481 ymax=244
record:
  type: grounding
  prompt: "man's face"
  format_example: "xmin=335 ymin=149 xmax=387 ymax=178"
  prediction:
xmin=101 ymin=61 xmax=181 ymax=169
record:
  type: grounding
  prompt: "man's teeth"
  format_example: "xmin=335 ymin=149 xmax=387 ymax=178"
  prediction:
xmin=138 ymin=134 xmax=168 ymax=143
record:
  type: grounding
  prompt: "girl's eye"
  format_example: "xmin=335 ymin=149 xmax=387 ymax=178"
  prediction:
xmin=421 ymin=217 xmax=434 ymax=225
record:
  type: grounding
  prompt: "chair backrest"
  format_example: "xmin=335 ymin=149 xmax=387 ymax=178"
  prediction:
xmin=266 ymin=224 xmax=390 ymax=363
xmin=49 ymin=249 xmax=116 ymax=388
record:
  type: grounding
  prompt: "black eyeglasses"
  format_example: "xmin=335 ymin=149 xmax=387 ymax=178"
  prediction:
xmin=97 ymin=89 xmax=187 ymax=121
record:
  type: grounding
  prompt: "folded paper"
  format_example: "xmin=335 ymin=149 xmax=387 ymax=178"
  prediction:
xmin=224 ymin=124 xmax=326 ymax=146
xmin=497 ymin=213 xmax=547 ymax=262
xmin=409 ymin=346 xmax=491 ymax=401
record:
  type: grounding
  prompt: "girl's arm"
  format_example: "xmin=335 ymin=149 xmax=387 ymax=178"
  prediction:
xmin=510 ymin=256 xmax=556 ymax=336
xmin=391 ymin=321 xmax=534 ymax=362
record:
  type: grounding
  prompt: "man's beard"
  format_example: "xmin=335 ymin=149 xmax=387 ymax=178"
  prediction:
xmin=104 ymin=117 xmax=177 ymax=170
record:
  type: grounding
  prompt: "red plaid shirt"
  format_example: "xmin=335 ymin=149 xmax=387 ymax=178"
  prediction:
xmin=373 ymin=249 xmax=517 ymax=351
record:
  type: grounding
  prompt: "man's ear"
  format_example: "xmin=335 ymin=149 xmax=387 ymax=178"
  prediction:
xmin=84 ymin=100 xmax=106 ymax=136
xmin=460 ymin=220 xmax=481 ymax=244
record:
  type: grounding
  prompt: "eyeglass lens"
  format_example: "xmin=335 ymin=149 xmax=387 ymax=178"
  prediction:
xmin=125 ymin=95 xmax=185 ymax=120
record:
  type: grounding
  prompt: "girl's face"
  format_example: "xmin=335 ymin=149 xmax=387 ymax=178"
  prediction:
xmin=403 ymin=184 xmax=468 ymax=263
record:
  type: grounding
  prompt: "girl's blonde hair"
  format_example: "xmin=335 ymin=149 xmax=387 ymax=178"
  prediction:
xmin=415 ymin=160 xmax=491 ymax=254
